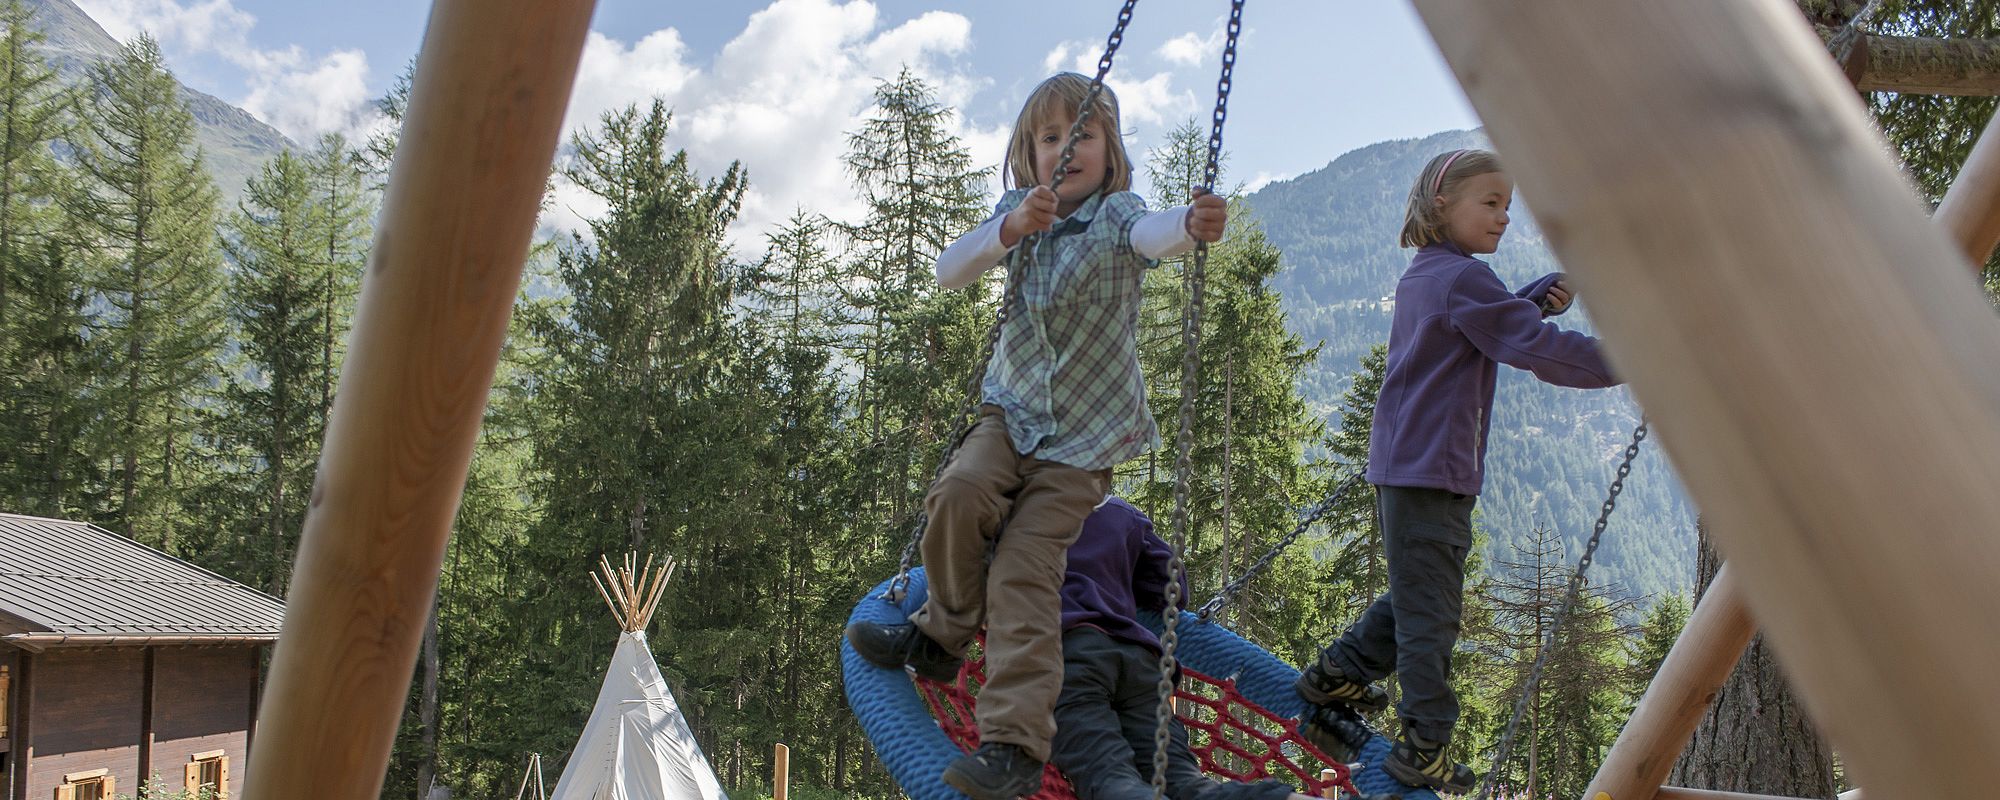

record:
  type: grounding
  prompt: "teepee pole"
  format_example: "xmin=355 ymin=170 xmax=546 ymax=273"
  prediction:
xmin=1934 ymin=111 xmax=2000 ymax=269
xmin=1412 ymin=2 xmax=2000 ymax=798
xmin=240 ymin=0 xmax=595 ymax=796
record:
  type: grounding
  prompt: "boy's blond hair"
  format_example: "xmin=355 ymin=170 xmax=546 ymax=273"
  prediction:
xmin=1400 ymin=148 xmax=1503 ymax=248
xmin=1003 ymin=73 xmax=1134 ymax=195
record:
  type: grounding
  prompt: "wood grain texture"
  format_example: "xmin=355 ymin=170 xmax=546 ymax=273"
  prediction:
xmin=1587 ymin=567 xmax=1755 ymax=800
xmin=1409 ymin=2 xmax=2000 ymax=798
xmin=238 ymin=0 xmax=596 ymax=797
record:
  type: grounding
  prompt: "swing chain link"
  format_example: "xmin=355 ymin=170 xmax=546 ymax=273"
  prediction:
xmin=1474 ymin=420 xmax=1648 ymax=800
xmin=1195 ymin=471 xmax=1365 ymax=622
xmin=884 ymin=0 xmax=1139 ymax=603
xmin=1155 ymin=2 xmax=1244 ymax=798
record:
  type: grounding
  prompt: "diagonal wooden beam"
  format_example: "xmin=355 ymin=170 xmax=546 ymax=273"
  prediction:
xmin=1410 ymin=3 xmax=2000 ymax=800
xmin=1934 ymin=111 xmax=2000 ymax=270
xmin=239 ymin=0 xmax=595 ymax=797
xmin=1586 ymin=566 xmax=1755 ymax=800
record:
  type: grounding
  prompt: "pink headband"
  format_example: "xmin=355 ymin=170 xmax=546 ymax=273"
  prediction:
xmin=1432 ymin=149 xmax=1467 ymax=197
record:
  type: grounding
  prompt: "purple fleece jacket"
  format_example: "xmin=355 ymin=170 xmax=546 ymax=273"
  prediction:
xmin=1059 ymin=497 xmax=1185 ymax=654
xmin=1366 ymin=242 xmax=1621 ymax=496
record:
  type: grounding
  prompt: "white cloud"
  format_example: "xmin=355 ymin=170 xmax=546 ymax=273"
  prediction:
xmin=1156 ymin=30 xmax=1222 ymax=69
xmin=1240 ymin=170 xmax=1292 ymax=195
xmin=73 ymin=0 xmax=379 ymax=143
xmin=550 ymin=0 xmax=997 ymax=254
xmin=239 ymin=49 xmax=373 ymax=143
xmin=1044 ymin=39 xmax=1196 ymax=130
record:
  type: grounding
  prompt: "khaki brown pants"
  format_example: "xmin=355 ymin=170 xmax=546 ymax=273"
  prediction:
xmin=911 ymin=406 xmax=1110 ymax=762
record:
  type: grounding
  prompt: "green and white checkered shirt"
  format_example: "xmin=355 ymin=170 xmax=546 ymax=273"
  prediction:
xmin=982 ymin=189 xmax=1160 ymax=470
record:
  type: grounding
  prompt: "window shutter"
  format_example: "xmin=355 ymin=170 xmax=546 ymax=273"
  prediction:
xmin=185 ymin=762 xmax=201 ymax=794
xmin=100 ymin=777 xmax=114 ymax=797
xmin=53 ymin=785 xmax=75 ymax=800
xmin=218 ymin=757 xmax=230 ymax=800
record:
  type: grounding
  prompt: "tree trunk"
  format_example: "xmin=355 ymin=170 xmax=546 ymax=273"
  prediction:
xmin=1669 ymin=518 xmax=1839 ymax=798
xmin=416 ymin=601 xmax=441 ymax=799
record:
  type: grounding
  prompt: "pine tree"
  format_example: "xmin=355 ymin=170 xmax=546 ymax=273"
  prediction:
xmin=1475 ymin=525 xmax=1639 ymax=799
xmin=836 ymin=68 xmax=989 ymax=539
xmin=0 ymin=0 xmax=92 ymax=516
xmin=0 ymin=0 xmax=69 ymax=332
xmin=69 ymin=35 xmax=224 ymax=546
xmin=1128 ymin=117 xmax=1326 ymax=656
xmin=496 ymin=98 xmax=752 ymax=786
xmin=203 ymin=150 xmax=325 ymax=593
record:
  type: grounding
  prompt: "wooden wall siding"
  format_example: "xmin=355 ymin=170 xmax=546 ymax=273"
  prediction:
xmin=3 ymin=647 xmax=15 ymax=744
xmin=25 ymin=649 xmax=140 ymax=800
xmin=153 ymin=648 xmax=252 ymax=798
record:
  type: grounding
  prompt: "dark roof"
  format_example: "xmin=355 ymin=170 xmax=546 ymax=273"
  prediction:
xmin=0 ymin=513 xmax=284 ymax=643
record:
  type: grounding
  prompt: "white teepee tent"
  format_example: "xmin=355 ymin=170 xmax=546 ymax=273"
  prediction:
xmin=550 ymin=554 xmax=729 ymax=800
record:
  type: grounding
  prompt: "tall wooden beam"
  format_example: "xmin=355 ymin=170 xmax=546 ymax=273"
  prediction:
xmin=1410 ymin=3 xmax=2000 ymax=799
xmin=238 ymin=0 xmax=594 ymax=797
xmin=1934 ymin=111 xmax=2000 ymax=270
xmin=1586 ymin=566 xmax=1755 ymax=800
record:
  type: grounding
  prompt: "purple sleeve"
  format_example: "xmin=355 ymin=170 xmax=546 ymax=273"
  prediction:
xmin=1134 ymin=522 xmax=1190 ymax=613
xmin=1514 ymin=272 xmax=1570 ymax=318
xmin=1449 ymin=266 xmax=1620 ymax=388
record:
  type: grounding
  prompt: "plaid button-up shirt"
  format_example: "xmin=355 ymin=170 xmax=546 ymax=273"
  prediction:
xmin=982 ymin=189 xmax=1160 ymax=470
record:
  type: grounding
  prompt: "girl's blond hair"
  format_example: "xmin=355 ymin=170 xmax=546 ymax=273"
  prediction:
xmin=1003 ymin=73 xmax=1133 ymax=195
xmin=1399 ymin=148 xmax=1503 ymax=248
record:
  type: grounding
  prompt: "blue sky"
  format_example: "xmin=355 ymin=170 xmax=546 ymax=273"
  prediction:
xmin=71 ymin=0 xmax=1481 ymax=246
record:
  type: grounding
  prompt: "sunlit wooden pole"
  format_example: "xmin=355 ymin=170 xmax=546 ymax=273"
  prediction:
xmin=1412 ymin=2 xmax=2000 ymax=798
xmin=1585 ymin=567 xmax=1754 ymax=800
xmin=1935 ymin=111 xmax=2000 ymax=269
xmin=240 ymin=0 xmax=595 ymax=796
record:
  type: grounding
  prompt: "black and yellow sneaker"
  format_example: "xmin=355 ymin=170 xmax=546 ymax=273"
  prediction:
xmin=844 ymin=620 xmax=963 ymax=682
xmin=1383 ymin=731 xmax=1477 ymax=794
xmin=941 ymin=742 xmax=1044 ymax=800
xmin=1298 ymin=703 xmax=1374 ymax=763
xmin=1295 ymin=654 xmax=1389 ymax=715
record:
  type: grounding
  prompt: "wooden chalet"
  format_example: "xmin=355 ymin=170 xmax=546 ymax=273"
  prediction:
xmin=0 ymin=513 xmax=284 ymax=800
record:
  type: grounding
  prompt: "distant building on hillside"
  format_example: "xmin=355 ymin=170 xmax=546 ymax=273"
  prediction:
xmin=0 ymin=513 xmax=283 ymax=800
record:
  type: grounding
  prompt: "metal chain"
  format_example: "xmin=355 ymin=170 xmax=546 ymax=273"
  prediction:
xmin=1474 ymin=421 xmax=1649 ymax=800
xmin=884 ymin=0 xmax=1139 ymax=602
xmin=1154 ymin=2 xmax=1243 ymax=798
xmin=1195 ymin=471 xmax=1366 ymax=621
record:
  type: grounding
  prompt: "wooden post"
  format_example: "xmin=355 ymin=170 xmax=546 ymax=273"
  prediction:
xmin=238 ymin=0 xmax=595 ymax=797
xmin=10 ymin=651 xmax=27 ymax=800
xmin=1409 ymin=3 xmax=2000 ymax=799
xmin=1318 ymin=768 xmax=1338 ymax=799
xmin=1934 ymin=111 xmax=2000 ymax=270
xmin=773 ymin=742 xmax=790 ymax=800
xmin=1587 ymin=566 xmax=1754 ymax=800
xmin=139 ymin=647 xmax=155 ymax=785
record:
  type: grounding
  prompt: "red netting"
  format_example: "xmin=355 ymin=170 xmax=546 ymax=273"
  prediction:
xmin=916 ymin=652 xmax=1358 ymax=799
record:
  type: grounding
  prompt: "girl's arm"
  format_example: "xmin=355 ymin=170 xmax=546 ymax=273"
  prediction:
xmin=935 ymin=214 xmax=1009 ymax=290
xmin=1130 ymin=206 xmax=1196 ymax=261
xmin=1451 ymin=266 xmax=1620 ymax=388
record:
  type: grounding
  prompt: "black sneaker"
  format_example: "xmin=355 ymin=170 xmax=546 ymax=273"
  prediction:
xmin=1298 ymin=703 xmax=1373 ymax=763
xmin=1383 ymin=731 xmax=1476 ymax=794
xmin=940 ymin=742 xmax=1044 ymax=800
xmin=1295 ymin=655 xmax=1389 ymax=715
xmin=844 ymin=621 xmax=962 ymax=682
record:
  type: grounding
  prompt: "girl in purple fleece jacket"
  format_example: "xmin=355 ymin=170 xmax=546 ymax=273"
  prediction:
xmin=1291 ymin=149 xmax=1620 ymax=793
